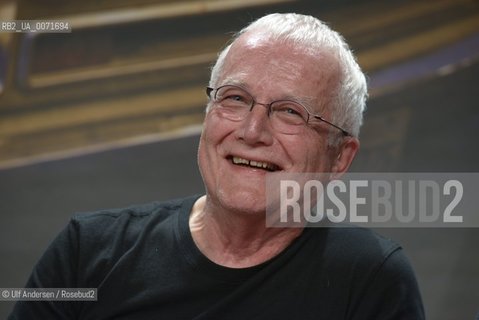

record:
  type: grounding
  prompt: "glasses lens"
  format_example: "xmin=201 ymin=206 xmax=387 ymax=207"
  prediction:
xmin=214 ymin=86 xmax=253 ymax=121
xmin=270 ymin=101 xmax=309 ymax=134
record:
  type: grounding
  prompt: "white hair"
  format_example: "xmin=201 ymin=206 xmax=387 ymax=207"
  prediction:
xmin=209 ymin=13 xmax=368 ymax=140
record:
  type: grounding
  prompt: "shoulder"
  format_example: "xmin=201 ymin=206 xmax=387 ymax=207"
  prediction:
xmin=306 ymin=227 xmax=424 ymax=317
xmin=313 ymin=226 xmax=401 ymax=263
xmin=70 ymin=195 xmax=197 ymax=238
xmin=73 ymin=196 xmax=193 ymax=222
xmin=325 ymin=227 xmax=411 ymax=283
xmin=325 ymin=227 xmax=425 ymax=318
xmin=305 ymin=226 xmax=408 ymax=285
xmin=67 ymin=195 xmax=198 ymax=267
xmin=58 ymin=195 xmax=199 ymax=285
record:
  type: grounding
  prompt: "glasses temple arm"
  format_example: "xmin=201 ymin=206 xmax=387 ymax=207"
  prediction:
xmin=313 ymin=115 xmax=351 ymax=137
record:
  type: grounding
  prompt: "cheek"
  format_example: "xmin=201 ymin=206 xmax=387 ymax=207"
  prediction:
xmin=203 ymin=110 xmax=241 ymax=145
xmin=290 ymin=134 xmax=333 ymax=170
xmin=309 ymin=146 xmax=336 ymax=171
xmin=197 ymin=134 xmax=207 ymax=168
xmin=198 ymin=127 xmax=217 ymax=172
xmin=201 ymin=113 xmax=224 ymax=152
xmin=197 ymin=132 xmax=219 ymax=196
xmin=197 ymin=113 xmax=232 ymax=170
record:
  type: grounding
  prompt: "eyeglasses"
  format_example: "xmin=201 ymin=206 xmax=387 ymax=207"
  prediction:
xmin=206 ymin=85 xmax=351 ymax=136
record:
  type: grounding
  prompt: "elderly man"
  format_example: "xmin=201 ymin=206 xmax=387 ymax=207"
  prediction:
xmin=10 ymin=13 xmax=424 ymax=319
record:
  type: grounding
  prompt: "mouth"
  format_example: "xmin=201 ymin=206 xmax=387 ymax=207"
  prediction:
xmin=230 ymin=156 xmax=280 ymax=172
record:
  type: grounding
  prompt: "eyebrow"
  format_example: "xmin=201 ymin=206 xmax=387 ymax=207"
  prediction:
xmin=219 ymin=76 xmax=248 ymax=88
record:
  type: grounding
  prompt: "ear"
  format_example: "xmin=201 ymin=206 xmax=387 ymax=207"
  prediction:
xmin=330 ymin=137 xmax=360 ymax=179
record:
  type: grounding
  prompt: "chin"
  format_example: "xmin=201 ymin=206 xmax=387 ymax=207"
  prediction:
xmin=214 ymin=189 xmax=267 ymax=215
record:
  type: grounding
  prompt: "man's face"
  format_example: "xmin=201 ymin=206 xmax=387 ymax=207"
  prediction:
xmin=198 ymin=32 xmax=353 ymax=214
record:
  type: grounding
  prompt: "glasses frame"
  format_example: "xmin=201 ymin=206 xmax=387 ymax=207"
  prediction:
xmin=206 ymin=85 xmax=352 ymax=137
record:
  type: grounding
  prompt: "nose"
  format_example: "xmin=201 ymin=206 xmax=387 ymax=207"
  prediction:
xmin=238 ymin=102 xmax=274 ymax=146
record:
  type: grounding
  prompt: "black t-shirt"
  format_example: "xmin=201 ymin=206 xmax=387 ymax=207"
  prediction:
xmin=9 ymin=195 xmax=424 ymax=319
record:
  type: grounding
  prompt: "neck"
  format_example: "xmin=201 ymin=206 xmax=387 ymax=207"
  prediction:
xmin=189 ymin=195 xmax=303 ymax=268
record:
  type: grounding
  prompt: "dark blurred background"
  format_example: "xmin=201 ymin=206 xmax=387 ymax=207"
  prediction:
xmin=1 ymin=0 xmax=478 ymax=318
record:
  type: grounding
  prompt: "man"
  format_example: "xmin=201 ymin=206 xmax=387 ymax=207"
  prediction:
xmin=10 ymin=13 xmax=424 ymax=319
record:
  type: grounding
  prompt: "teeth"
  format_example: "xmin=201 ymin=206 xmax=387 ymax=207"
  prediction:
xmin=232 ymin=157 xmax=277 ymax=171
xmin=233 ymin=157 xmax=249 ymax=165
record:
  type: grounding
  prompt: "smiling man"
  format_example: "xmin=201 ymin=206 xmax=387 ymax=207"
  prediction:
xmin=10 ymin=13 xmax=424 ymax=319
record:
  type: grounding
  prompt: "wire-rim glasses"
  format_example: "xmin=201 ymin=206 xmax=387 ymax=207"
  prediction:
xmin=206 ymin=85 xmax=351 ymax=136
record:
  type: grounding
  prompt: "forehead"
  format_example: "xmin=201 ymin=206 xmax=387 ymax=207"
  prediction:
xmin=219 ymin=32 xmax=341 ymax=109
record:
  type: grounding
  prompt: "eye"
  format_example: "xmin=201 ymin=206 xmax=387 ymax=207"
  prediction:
xmin=216 ymin=86 xmax=252 ymax=106
xmin=272 ymin=101 xmax=308 ymax=124
xmin=274 ymin=103 xmax=305 ymax=117
xmin=284 ymin=107 xmax=301 ymax=115
xmin=223 ymin=94 xmax=247 ymax=103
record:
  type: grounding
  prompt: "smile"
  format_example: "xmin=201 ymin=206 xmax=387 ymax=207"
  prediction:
xmin=231 ymin=156 xmax=279 ymax=172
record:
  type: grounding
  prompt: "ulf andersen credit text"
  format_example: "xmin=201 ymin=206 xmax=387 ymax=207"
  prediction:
xmin=1 ymin=288 xmax=97 ymax=301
